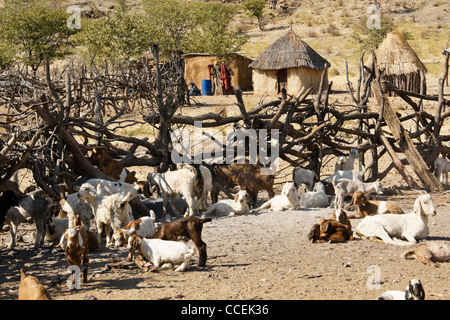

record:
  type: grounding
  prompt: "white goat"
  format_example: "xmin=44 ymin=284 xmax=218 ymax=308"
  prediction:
xmin=324 ymin=168 xmax=364 ymax=184
xmin=61 ymin=193 xmax=94 ymax=231
xmin=81 ymin=179 xmax=142 ymax=198
xmin=127 ymin=235 xmax=195 ymax=272
xmin=78 ymin=187 xmax=134 ymax=246
xmin=253 ymin=182 xmax=300 ymax=212
xmin=202 ymin=190 xmax=250 ymax=217
xmin=335 ymin=148 xmax=359 ymax=172
xmin=147 ymin=167 xmax=200 ymax=217
xmin=433 ymin=157 xmax=450 ymax=186
xmin=355 ymin=193 xmax=436 ymax=246
xmin=378 ymin=279 xmax=425 ymax=300
xmin=333 ymin=178 xmax=383 ymax=209
xmin=299 ymin=182 xmax=330 ymax=208
xmin=292 ymin=167 xmax=315 ymax=191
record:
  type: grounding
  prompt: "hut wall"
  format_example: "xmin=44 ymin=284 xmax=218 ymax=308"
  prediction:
xmin=184 ymin=54 xmax=253 ymax=94
xmin=252 ymin=69 xmax=278 ymax=93
xmin=184 ymin=55 xmax=217 ymax=91
xmin=287 ymin=67 xmax=326 ymax=93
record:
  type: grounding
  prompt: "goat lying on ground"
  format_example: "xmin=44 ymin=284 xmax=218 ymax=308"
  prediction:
xmin=111 ymin=216 xmax=156 ymax=249
xmin=349 ymin=191 xmax=404 ymax=218
xmin=334 ymin=148 xmax=359 ymax=172
xmin=433 ymin=156 xmax=450 ymax=186
xmin=148 ymin=166 xmax=202 ymax=217
xmin=333 ymin=178 xmax=383 ymax=209
xmin=5 ymin=194 xmax=51 ymax=250
xmin=90 ymin=147 xmax=137 ymax=183
xmin=152 ymin=215 xmax=212 ymax=267
xmin=292 ymin=167 xmax=315 ymax=191
xmin=18 ymin=268 xmax=53 ymax=300
xmin=355 ymin=193 xmax=436 ymax=246
xmin=60 ymin=217 xmax=89 ymax=284
xmin=378 ymin=279 xmax=425 ymax=300
xmin=127 ymin=234 xmax=195 ymax=272
xmin=252 ymin=182 xmax=300 ymax=212
xmin=45 ymin=217 xmax=69 ymax=247
xmin=307 ymin=208 xmax=353 ymax=243
xmin=299 ymin=182 xmax=329 ymax=208
xmin=141 ymin=197 xmax=187 ymax=220
xmin=0 ymin=190 xmax=20 ymax=231
xmin=402 ymin=242 xmax=450 ymax=264
xmin=202 ymin=190 xmax=250 ymax=217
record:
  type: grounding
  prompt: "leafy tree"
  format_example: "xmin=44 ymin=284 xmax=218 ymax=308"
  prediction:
xmin=0 ymin=0 xmax=76 ymax=74
xmin=351 ymin=14 xmax=414 ymax=50
xmin=242 ymin=0 xmax=266 ymax=31
xmin=77 ymin=4 xmax=147 ymax=64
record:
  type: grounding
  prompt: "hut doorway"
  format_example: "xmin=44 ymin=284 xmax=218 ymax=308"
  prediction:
xmin=277 ymin=68 xmax=287 ymax=93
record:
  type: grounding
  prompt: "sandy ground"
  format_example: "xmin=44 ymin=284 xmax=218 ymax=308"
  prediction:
xmin=1 ymin=188 xmax=449 ymax=301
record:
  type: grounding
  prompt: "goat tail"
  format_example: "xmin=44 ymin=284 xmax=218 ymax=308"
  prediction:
xmin=401 ymin=249 xmax=416 ymax=260
xmin=200 ymin=217 xmax=212 ymax=224
xmin=191 ymin=164 xmax=204 ymax=198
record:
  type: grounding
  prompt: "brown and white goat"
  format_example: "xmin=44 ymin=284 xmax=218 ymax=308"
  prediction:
xmin=402 ymin=242 xmax=450 ymax=264
xmin=90 ymin=147 xmax=137 ymax=183
xmin=18 ymin=268 xmax=53 ymax=300
xmin=60 ymin=217 xmax=89 ymax=284
xmin=111 ymin=216 xmax=156 ymax=249
xmin=308 ymin=208 xmax=353 ymax=244
xmin=151 ymin=216 xmax=212 ymax=267
xmin=350 ymin=190 xmax=404 ymax=218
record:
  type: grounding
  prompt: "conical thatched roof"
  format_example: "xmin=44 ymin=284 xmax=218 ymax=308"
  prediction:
xmin=249 ymin=30 xmax=330 ymax=71
xmin=369 ymin=30 xmax=427 ymax=76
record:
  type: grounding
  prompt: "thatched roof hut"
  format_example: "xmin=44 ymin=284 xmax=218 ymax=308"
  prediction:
xmin=249 ymin=29 xmax=330 ymax=94
xmin=367 ymin=30 xmax=427 ymax=94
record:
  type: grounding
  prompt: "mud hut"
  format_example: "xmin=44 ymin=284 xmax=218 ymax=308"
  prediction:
xmin=183 ymin=53 xmax=253 ymax=94
xmin=368 ymin=30 xmax=427 ymax=94
xmin=249 ymin=29 xmax=330 ymax=94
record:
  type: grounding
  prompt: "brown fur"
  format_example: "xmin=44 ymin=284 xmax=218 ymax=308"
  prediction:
xmin=211 ymin=164 xmax=274 ymax=207
xmin=90 ymin=147 xmax=137 ymax=183
xmin=152 ymin=216 xmax=211 ymax=267
xmin=18 ymin=268 xmax=53 ymax=300
xmin=350 ymin=190 xmax=404 ymax=218
xmin=309 ymin=209 xmax=353 ymax=243
xmin=63 ymin=217 xmax=89 ymax=283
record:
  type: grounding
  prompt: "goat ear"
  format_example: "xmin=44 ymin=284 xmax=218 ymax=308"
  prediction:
xmin=78 ymin=232 xmax=85 ymax=248
xmin=234 ymin=193 xmax=239 ymax=203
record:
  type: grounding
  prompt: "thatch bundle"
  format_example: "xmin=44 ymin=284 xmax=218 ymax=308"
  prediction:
xmin=367 ymin=30 xmax=427 ymax=94
xmin=249 ymin=29 xmax=330 ymax=70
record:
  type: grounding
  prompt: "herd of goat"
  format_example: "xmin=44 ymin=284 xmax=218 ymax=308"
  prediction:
xmin=1 ymin=146 xmax=450 ymax=300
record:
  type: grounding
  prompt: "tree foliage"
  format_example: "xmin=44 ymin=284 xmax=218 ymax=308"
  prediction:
xmin=242 ymin=0 xmax=266 ymax=31
xmin=0 ymin=0 xmax=76 ymax=73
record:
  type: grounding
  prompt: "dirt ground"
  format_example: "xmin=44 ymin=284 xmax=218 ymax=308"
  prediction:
xmin=1 ymin=188 xmax=449 ymax=301
xmin=1 ymin=88 xmax=450 ymax=301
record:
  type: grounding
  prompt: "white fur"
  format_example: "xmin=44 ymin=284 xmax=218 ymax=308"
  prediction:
xmin=299 ymin=182 xmax=330 ymax=208
xmin=433 ymin=157 xmax=450 ymax=186
xmin=378 ymin=279 xmax=424 ymax=300
xmin=78 ymin=188 xmax=133 ymax=247
xmin=324 ymin=168 xmax=364 ymax=184
xmin=335 ymin=148 xmax=359 ymax=172
xmin=111 ymin=216 xmax=156 ymax=249
xmin=202 ymin=190 xmax=250 ymax=216
xmin=253 ymin=182 xmax=300 ymax=212
xmin=292 ymin=167 xmax=315 ymax=191
xmin=128 ymin=237 xmax=195 ymax=272
xmin=147 ymin=167 xmax=199 ymax=217
xmin=377 ymin=201 xmax=388 ymax=215
xmin=333 ymin=178 xmax=383 ymax=209
xmin=355 ymin=194 xmax=436 ymax=246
